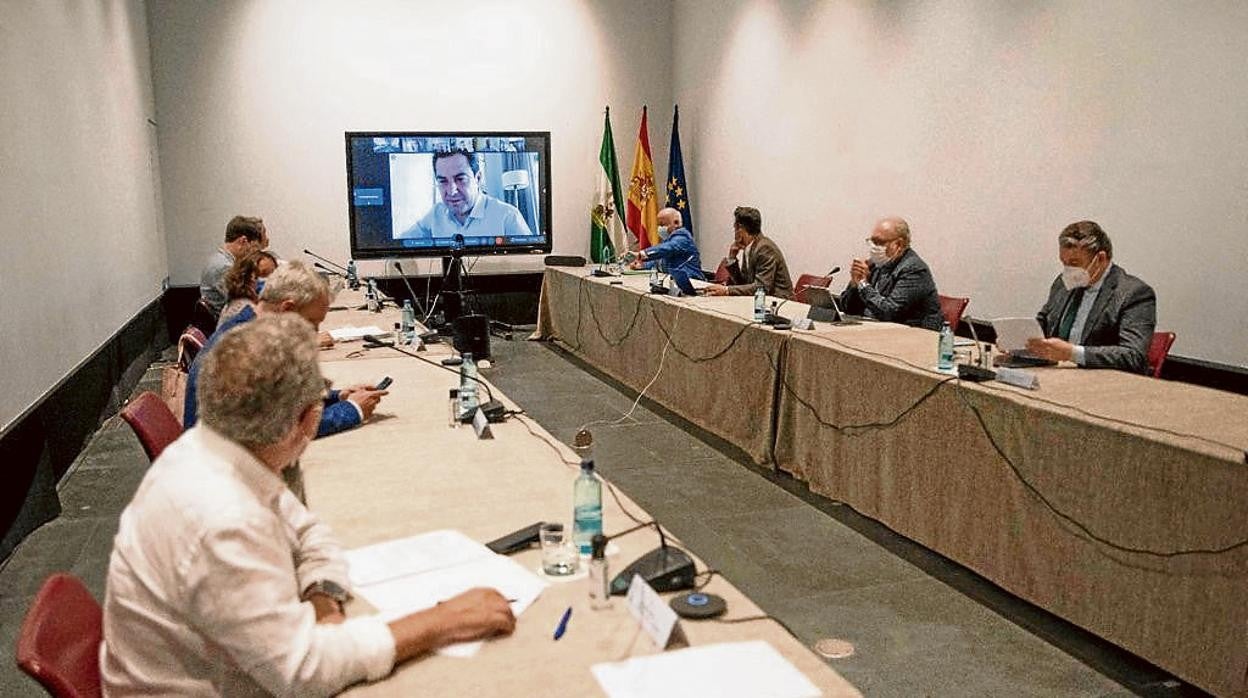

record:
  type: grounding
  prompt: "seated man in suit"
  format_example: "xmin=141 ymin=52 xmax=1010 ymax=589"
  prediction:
xmin=702 ymin=206 xmax=795 ymax=299
xmin=1026 ymin=220 xmax=1156 ymax=374
xmin=102 ymin=314 xmax=515 ymax=696
xmin=839 ymin=217 xmax=944 ymax=330
xmin=627 ymin=207 xmax=704 ymax=281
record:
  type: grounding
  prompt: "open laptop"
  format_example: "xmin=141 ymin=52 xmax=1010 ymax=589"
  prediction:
xmin=804 ymin=286 xmax=863 ymax=325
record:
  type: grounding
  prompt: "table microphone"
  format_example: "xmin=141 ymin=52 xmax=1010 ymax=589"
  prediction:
xmin=303 ymin=249 xmax=349 ymax=272
xmin=313 ymin=262 xmax=347 ymax=278
xmin=826 ymin=266 xmax=842 ymax=277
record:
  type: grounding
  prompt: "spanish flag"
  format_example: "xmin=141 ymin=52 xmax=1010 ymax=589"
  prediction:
xmin=625 ymin=106 xmax=659 ymax=250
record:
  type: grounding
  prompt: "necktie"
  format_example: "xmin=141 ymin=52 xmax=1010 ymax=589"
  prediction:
xmin=1057 ymin=288 xmax=1085 ymax=341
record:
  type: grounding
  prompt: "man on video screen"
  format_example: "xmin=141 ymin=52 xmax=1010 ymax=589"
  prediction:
xmin=400 ymin=149 xmax=533 ymax=239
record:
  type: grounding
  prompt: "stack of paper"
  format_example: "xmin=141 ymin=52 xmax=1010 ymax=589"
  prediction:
xmin=345 ymin=530 xmax=548 ymax=657
xmin=328 ymin=325 xmax=388 ymax=342
xmin=591 ymin=640 xmax=821 ymax=698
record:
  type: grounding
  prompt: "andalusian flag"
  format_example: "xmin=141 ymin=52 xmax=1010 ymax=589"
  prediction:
xmin=625 ymin=106 xmax=659 ymax=250
xmin=590 ymin=108 xmax=626 ymax=263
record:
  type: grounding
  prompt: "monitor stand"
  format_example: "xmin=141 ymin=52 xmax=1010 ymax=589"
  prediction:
xmin=433 ymin=254 xmax=515 ymax=341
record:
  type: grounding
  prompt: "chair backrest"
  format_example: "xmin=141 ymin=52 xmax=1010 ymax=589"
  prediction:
xmin=1147 ymin=331 xmax=1176 ymax=379
xmin=938 ymin=294 xmax=970 ymax=330
xmin=16 ymin=573 xmax=103 ymax=698
xmin=177 ymin=326 xmax=208 ymax=371
xmin=713 ymin=260 xmax=731 ymax=284
xmin=794 ymin=274 xmax=833 ymax=305
xmin=119 ymin=391 xmax=184 ymax=461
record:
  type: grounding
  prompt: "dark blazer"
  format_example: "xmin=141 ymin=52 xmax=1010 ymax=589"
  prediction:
xmin=724 ymin=235 xmax=795 ymax=299
xmin=1036 ymin=264 xmax=1156 ymax=374
xmin=840 ymin=248 xmax=944 ymax=330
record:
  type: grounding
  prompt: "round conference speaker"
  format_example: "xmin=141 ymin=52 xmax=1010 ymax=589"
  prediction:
xmin=670 ymin=592 xmax=727 ymax=619
xmin=452 ymin=314 xmax=490 ymax=361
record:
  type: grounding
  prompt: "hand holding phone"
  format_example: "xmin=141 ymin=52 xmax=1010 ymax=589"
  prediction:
xmin=375 ymin=376 xmax=393 ymax=390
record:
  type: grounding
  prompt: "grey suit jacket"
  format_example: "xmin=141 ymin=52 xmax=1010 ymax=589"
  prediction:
xmin=724 ymin=235 xmax=795 ymax=299
xmin=1036 ymin=264 xmax=1156 ymax=374
xmin=840 ymin=248 xmax=944 ymax=330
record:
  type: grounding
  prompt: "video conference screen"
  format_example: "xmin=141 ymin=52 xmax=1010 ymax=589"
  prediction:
xmin=346 ymin=132 xmax=552 ymax=258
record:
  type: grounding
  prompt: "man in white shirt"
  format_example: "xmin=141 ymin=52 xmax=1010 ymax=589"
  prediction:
xmin=101 ymin=314 xmax=515 ymax=696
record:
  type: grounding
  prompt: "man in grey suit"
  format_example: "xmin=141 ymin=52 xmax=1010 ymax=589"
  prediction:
xmin=1026 ymin=220 xmax=1156 ymax=374
xmin=703 ymin=206 xmax=795 ymax=299
xmin=839 ymin=217 xmax=944 ymax=330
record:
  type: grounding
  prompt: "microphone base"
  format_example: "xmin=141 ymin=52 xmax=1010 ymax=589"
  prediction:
xmin=609 ymin=545 xmax=696 ymax=596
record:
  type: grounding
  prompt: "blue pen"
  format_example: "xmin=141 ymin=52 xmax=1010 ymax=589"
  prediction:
xmin=552 ymin=606 xmax=573 ymax=641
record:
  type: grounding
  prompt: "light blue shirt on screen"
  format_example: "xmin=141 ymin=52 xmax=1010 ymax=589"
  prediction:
xmin=401 ymin=194 xmax=533 ymax=239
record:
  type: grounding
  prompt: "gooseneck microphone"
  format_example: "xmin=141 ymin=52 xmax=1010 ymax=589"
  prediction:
xmin=826 ymin=266 xmax=842 ymax=277
xmin=313 ymin=262 xmax=347 ymax=278
xmin=304 ymin=249 xmax=349 ymax=272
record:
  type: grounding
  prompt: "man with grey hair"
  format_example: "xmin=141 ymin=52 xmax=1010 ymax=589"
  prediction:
xmin=102 ymin=314 xmax=516 ymax=696
xmin=184 ymin=260 xmax=387 ymax=439
xmin=839 ymin=217 xmax=944 ymax=330
xmin=1027 ymin=220 xmax=1156 ymax=373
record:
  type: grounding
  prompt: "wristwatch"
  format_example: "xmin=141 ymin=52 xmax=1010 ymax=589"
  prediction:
xmin=302 ymin=580 xmax=350 ymax=609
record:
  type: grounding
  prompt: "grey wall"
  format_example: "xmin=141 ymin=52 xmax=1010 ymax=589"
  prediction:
xmin=148 ymin=0 xmax=674 ymax=282
xmin=673 ymin=0 xmax=1248 ymax=367
xmin=0 ymin=0 xmax=168 ymax=434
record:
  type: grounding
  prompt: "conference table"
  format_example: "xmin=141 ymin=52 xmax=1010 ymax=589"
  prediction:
xmin=300 ymin=294 xmax=860 ymax=696
xmin=535 ymin=266 xmax=1248 ymax=698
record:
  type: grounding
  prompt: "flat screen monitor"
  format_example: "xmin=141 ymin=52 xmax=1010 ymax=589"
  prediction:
xmin=345 ymin=131 xmax=552 ymax=259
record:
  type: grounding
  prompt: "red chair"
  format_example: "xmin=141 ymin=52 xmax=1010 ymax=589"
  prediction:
xmin=119 ymin=391 xmax=184 ymax=461
xmin=1147 ymin=331 xmax=1176 ymax=379
xmin=713 ymin=260 xmax=731 ymax=284
xmin=938 ymin=294 xmax=970 ymax=330
xmin=793 ymin=274 xmax=833 ymax=305
xmin=177 ymin=326 xmax=208 ymax=372
xmin=16 ymin=573 xmax=103 ymax=698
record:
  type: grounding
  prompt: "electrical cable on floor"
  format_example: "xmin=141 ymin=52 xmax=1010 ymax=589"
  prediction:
xmin=577 ymin=303 xmax=682 ymax=434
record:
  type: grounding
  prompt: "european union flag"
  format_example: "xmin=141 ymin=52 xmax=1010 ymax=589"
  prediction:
xmin=665 ymin=105 xmax=693 ymax=235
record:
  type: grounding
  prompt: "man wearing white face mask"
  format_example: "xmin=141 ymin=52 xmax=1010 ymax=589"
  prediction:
xmin=1027 ymin=220 xmax=1156 ymax=374
xmin=628 ymin=207 xmax=704 ymax=281
xmin=839 ymin=217 xmax=944 ymax=330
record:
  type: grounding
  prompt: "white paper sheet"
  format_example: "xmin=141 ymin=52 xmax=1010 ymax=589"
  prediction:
xmin=328 ymin=325 xmax=388 ymax=342
xmin=591 ymin=640 xmax=822 ymax=698
xmin=990 ymin=317 xmax=1044 ymax=353
xmin=345 ymin=530 xmax=548 ymax=657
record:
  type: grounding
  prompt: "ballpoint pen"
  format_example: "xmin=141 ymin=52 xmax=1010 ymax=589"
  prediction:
xmin=552 ymin=606 xmax=573 ymax=641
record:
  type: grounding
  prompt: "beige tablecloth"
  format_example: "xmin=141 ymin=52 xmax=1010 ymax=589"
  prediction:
xmin=537 ymin=266 xmax=1248 ymax=697
xmin=301 ymin=353 xmax=860 ymax=697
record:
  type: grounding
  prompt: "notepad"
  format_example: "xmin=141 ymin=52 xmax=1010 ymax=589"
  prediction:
xmin=346 ymin=530 xmax=548 ymax=657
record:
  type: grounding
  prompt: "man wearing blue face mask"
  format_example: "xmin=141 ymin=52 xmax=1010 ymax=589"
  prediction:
xmin=627 ymin=207 xmax=704 ymax=282
xmin=1027 ymin=220 xmax=1156 ymax=374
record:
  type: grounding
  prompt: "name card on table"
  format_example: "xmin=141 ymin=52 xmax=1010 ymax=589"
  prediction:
xmin=626 ymin=575 xmax=686 ymax=649
xmin=472 ymin=407 xmax=494 ymax=439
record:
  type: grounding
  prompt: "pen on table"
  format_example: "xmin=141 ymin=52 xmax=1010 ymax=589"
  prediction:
xmin=552 ymin=606 xmax=573 ymax=641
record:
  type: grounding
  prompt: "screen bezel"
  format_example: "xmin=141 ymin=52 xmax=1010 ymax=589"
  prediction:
xmin=344 ymin=130 xmax=553 ymax=259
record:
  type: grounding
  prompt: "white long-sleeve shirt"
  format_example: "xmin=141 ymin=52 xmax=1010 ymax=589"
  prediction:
xmin=101 ymin=425 xmax=395 ymax=697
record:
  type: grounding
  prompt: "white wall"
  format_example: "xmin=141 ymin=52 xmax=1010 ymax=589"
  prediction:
xmin=674 ymin=0 xmax=1248 ymax=367
xmin=0 ymin=0 xmax=168 ymax=434
xmin=149 ymin=0 xmax=673 ymax=282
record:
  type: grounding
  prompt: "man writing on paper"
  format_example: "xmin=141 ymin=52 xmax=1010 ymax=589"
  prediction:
xmin=702 ymin=206 xmax=794 ymax=299
xmin=628 ymin=207 xmax=704 ymax=281
xmin=839 ymin=217 xmax=944 ymax=330
xmin=1026 ymin=220 xmax=1156 ymax=374
xmin=400 ymin=149 xmax=533 ymax=239
xmin=102 ymin=314 xmax=516 ymax=696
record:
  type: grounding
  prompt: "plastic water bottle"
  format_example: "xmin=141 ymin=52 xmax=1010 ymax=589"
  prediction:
xmin=365 ymin=280 xmax=379 ymax=312
xmin=753 ymin=286 xmax=766 ymax=322
xmin=346 ymin=260 xmax=359 ymax=290
xmin=573 ymin=459 xmax=603 ymax=555
xmin=458 ymin=352 xmax=479 ymax=420
xmin=588 ymin=533 xmax=611 ymax=610
xmin=649 ymin=266 xmax=659 ymax=287
xmin=400 ymin=300 xmax=415 ymax=344
xmin=938 ymin=321 xmax=955 ymax=371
